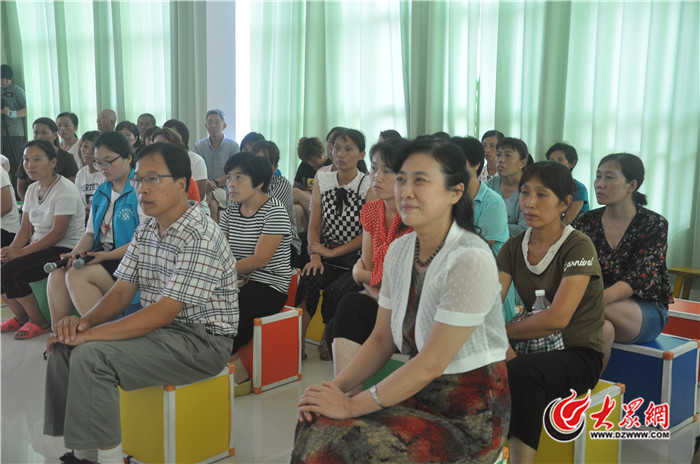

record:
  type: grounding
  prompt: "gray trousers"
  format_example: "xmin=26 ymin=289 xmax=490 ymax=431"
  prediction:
xmin=44 ymin=321 xmax=233 ymax=450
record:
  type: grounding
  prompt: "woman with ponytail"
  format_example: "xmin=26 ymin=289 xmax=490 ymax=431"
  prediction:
xmin=293 ymin=140 xmax=509 ymax=463
xmin=16 ymin=118 xmax=79 ymax=201
xmin=572 ymin=153 xmax=672 ymax=370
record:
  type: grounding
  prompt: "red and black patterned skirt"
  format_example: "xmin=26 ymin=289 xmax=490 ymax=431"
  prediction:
xmin=292 ymin=361 xmax=510 ymax=463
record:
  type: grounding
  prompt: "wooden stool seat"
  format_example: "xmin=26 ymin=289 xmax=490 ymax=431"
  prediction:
xmin=668 ymin=266 xmax=700 ymax=299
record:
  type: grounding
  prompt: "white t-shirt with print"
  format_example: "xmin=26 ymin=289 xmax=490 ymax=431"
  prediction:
xmin=74 ymin=166 xmax=106 ymax=207
xmin=22 ymin=175 xmax=85 ymax=248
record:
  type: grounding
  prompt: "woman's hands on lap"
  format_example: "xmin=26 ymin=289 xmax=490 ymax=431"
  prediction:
xmin=1 ymin=246 xmax=25 ymax=262
xmin=297 ymin=381 xmax=354 ymax=423
xmin=302 ymin=254 xmax=324 ymax=276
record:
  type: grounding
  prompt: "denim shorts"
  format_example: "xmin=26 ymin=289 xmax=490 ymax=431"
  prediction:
xmin=629 ymin=296 xmax=669 ymax=344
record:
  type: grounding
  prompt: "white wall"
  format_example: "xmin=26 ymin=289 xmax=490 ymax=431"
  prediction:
xmin=205 ymin=1 xmax=238 ymax=142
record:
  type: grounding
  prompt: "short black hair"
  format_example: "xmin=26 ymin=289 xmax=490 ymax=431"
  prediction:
xmin=138 ymin=113 xmax=156 ymax=126
xmin=24 ymin=139 xmax=58 ymax=160
xmin=432 ymin=131 xmax=451 ymax=142
xmin=163 ymin=119 xmax=190 ymax=149
xmin=94 ymin=131 xmax=134 ymax=167
xmin=224 ymin=152 xmax=273 ymax=193
xmin=1 ymin=64 xmax=13 ymax=79
xmin=449 ymin=136 xmax=485 ymax=176
xmin=545 ymin=142 xmax=579 ymax=170
xmin=519 ymin=161 xmax=574 ymax=205
xmin=369 ymin=137 xmax=407 ymax=172
xmin=136 ymin=142 xmax=191 ymax=190
xmin=326 ymin=126 xmax=346 ymax=142
xmin=33 ymin=117 xmax=58 ymax=133
xmin=379 ymin=129 xmax=401 ymax=140
xmin=33 ymin=117 xmax=59 ymax=147
xmin=56 ymin=112 xmax=79 ymax=128
xmin=332 ymin=128 xmax=366 ymax=152
xmin=241 ymin=132 xmax=266 ymax=150
xmin=497 ymin=137 xmax=529 ymax=161
xmin=115 ymin=121 xmax=139 ymax=139
xmin=482 ymin=130 xmax=505 ymax=142
xmin=251 ymin=140 xmax=280 ymax=168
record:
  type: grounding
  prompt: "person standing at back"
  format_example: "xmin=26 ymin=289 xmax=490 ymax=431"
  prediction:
xmin=1 ymin=64 xmax=27 ymax=190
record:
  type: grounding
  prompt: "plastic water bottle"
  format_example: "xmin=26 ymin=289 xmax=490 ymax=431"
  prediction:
xmin=532 ymin=289 xmax=551 ymax=314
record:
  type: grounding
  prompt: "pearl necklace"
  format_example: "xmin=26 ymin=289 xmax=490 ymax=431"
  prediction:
xmin=414 ymin=237 xmax=446 ymax=267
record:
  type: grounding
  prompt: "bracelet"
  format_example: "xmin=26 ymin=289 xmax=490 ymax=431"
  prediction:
xmin=369 ymin=384 xmax=386 ymax=409
xmin=9 ymin=110 xmax=17 ymax=119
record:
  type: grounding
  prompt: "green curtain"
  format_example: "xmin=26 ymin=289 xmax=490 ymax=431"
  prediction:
xmin=170 ymin=1 xmax=207 ymax=144
xmin=245 ymin=1 xmax=406 ymax=176
xmin=0 ymin=1 xmax=206 ymax=140
xmin=243 ymin=0 xmax=699 ymax=269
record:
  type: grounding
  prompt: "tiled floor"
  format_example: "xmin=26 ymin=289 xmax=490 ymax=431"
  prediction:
xmin=1 ymin=304 xmax=697 ymax=463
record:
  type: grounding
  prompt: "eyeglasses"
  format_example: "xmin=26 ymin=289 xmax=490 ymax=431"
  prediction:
xmin=129 ymin=175 xmax=175 ymax=187
xmin=92 ymin=156 xmax=121 ymax=170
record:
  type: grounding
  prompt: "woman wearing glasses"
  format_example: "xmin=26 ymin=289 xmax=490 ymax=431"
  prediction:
xmin=46 ymin=132 xmax=146 ymax=326
xmin=1 ymin=139 xmax=85 ymax=339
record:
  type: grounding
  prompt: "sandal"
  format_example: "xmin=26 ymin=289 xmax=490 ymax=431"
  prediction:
xmin=318 ymin=338 xmax=332 ymax=361
xmin=14 ymin=321 xmax=50 ymax=340
xmin=1 ymin=317 xmax=22 ymax=333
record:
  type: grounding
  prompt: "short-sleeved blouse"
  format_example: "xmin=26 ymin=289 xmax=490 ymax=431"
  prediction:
xmin=572 ymin=206 xmax=673 ymax=308
xmin=359 ymin=199 xmax=413 ymax=287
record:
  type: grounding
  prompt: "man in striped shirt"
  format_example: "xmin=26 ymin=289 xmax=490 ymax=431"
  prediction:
xmin=43 ymin=142 xmax=238 ymax=464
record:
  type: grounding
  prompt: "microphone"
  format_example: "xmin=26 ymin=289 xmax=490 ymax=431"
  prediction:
xmin=43 ymin=245 xmax=106 ymax=273
xmin=72 ymin=255 xmax=95 ymax=270
xmin=44 ymin=256 xmax=73 ymax=273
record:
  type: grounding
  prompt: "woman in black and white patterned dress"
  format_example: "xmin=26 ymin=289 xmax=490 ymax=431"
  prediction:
xmin=296 ymin=128 xmax=373 ymax=360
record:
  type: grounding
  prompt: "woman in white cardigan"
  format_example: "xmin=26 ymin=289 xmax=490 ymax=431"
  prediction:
xmin=293 ymin=139 xmax=510 ymax=463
